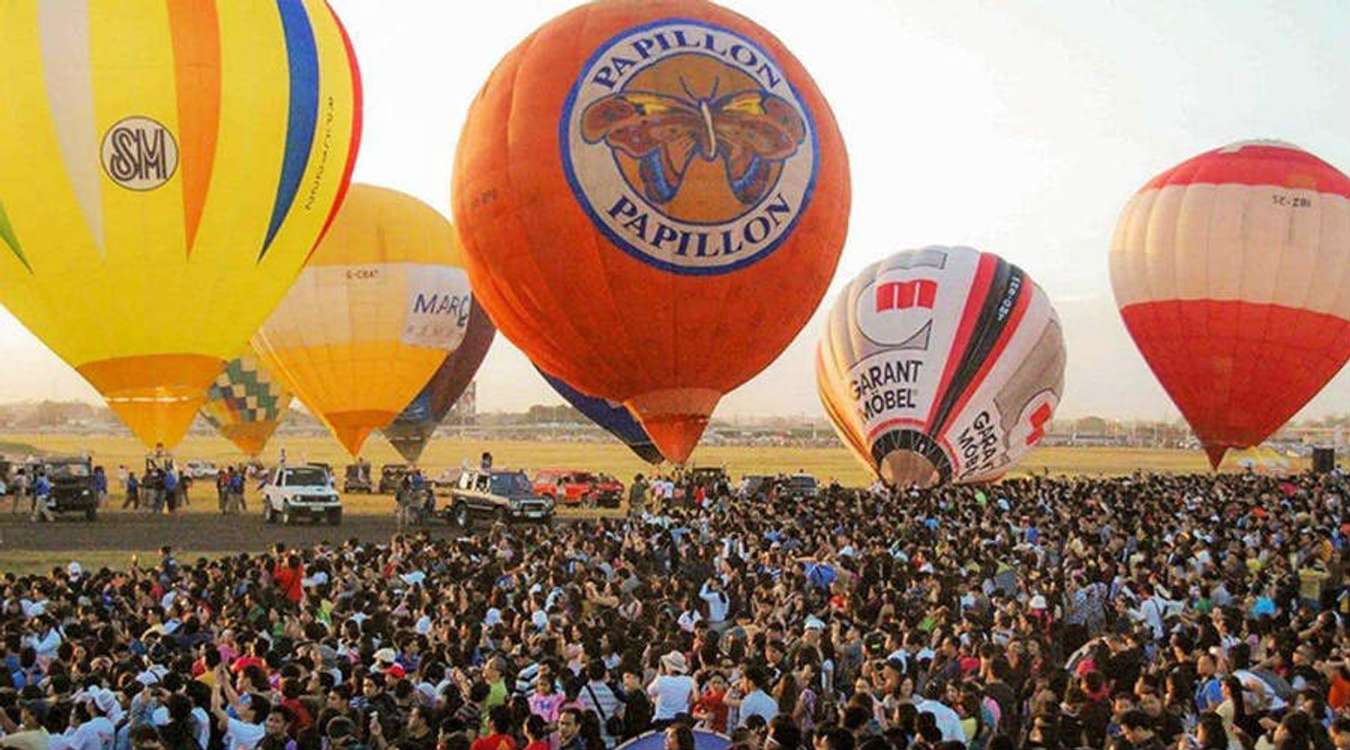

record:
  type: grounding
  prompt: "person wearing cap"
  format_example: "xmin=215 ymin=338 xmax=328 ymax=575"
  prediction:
xmin=0 ymin=699 xmax=51 ymax=750
xmin=65 ymin=688 xmax=117 ymax=750
xmin=648 ymin=652 xmax=695 ymax=729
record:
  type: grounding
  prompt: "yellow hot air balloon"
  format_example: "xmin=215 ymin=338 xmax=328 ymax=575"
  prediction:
xmin=253 ymin=184 xmax=475 ymax=456
xmin=0 ymin=1 xmax=362 ymax=448
xmin=200 ymin=353 xmax=294 ymax=457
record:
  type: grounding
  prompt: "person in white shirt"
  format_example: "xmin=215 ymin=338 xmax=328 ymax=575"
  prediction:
xmin=735 ymin=666 xmax=778 ymax=727
xmin=647 ymin=652 xmax=695 ymax=723
xmin=698 ymin=579 xmax=729 ymax=630
xmin=915 ymin=685 xmax=965 ymax=743
xmin=210 ymin=675 xmax=267 ymax=750
xmin=0 ymin=699 xmax=51 ymax=750
xmin=23 ymin=618 xmax=61 ymax=661
xmin=578 ymin=661 xmax=622 ymax=748
xmin=68 ymin=691 xmax=116 ymax=750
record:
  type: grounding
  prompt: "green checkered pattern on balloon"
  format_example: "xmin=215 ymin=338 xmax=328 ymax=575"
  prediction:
xmin=205 ymin=357 xmax=290 ymax=422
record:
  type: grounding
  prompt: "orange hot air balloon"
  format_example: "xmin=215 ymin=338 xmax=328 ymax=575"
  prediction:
xmin=453 ymin=0 xmax=850 ymax=464
xmin=1110 ymin=141 xmax=1350 ymax=468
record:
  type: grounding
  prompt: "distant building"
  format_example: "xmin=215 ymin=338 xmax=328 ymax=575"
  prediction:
xmin=446 ymin=382 xmax=477 ymax=424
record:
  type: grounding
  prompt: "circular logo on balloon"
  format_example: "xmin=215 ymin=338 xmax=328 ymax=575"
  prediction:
xmin=561 ymin=19 xmax=818 ymax=275
xmin=100 ymin=116 xmax=179 ymax=191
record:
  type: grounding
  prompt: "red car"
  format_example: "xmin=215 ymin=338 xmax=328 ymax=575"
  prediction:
xmin=533 ymin=469 xmax=624 ymax=507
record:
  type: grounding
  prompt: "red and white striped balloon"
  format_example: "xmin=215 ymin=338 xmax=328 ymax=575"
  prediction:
xmin=1109 ymin=140 xmax=1350 ymax=467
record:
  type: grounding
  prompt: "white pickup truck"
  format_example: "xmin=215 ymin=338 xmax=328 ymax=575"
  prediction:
xmin=262 ymin=464 xmax=342 ymax=526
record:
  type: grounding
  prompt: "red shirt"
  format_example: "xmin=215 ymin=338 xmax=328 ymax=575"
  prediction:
xmin=472 ymin=734 xmax=516 ymax=750
xmin=281 ymin=697 xmax=313 ymax=731
xmin=231 ymin=655 xmax=265 ymax=674
xmin=273 ymin=563 xmax=304 ymax=604
xmin=694 ymin=689 xmax=729 ymax=733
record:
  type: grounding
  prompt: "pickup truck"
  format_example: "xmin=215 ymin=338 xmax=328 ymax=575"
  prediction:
xmin=443 ymin=468 xmax=553 ymax=527
xmin=262 ymin=465 xmax=342 ymax=525
xmin=533 ymin=469 xmax=624 ymax=507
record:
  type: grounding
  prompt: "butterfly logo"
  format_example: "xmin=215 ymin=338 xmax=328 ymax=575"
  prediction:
xmin=580 ymin=77 xmax=807 ymax=208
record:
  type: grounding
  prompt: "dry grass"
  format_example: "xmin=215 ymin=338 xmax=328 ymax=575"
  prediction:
xmin=2 ymin=432 xmax=1305 ymax=492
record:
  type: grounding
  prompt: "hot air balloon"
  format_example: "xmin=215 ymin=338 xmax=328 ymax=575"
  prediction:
xmin=200 ymin=354 xmax=294 ymax=457
xmin=0 ymin=1 xmax=361 ymax=448
xmin=1109 ymin=141 xmax=1350 ymax=468
xmin=381 ymin=306 xmax=496 ymax=463
xmin=818 ymin=246 xmax=1066 ymax=488
xmin=535 ymin=366 xmax=664 ymax=464
xmin=253 ymin=184 xmax=474 ymax=457
xmin=453 ymin=0 xmax=850 ymax=464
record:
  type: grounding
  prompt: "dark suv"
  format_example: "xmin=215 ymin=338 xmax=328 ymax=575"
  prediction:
xmin=344 ymin=463 xmax=373 ymax=493
xmin=378 ymin=464 xmax=408 ymax=494
xmin=42 ymin=456 xmax=99 ymax=520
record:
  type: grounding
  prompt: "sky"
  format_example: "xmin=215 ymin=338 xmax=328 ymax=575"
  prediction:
xmin=3 ymin=0 xmax=1350 ymax=423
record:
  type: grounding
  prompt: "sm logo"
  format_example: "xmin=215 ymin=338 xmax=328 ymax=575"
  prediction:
xmin=874 ymin=279 xmax=936 ymax=313
xmin=100 ymin=116 xmax=179 ymax=191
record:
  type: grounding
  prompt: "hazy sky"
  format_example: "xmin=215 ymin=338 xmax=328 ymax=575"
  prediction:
xmin=3 ymin=0 xmax=1350 ymax=422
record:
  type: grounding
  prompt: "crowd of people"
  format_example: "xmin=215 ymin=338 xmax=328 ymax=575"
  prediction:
xmin=0 ymin=469 xmax=1347 ymax=750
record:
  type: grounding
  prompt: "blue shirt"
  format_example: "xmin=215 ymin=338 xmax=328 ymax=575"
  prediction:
xmin=1196 ymin=677 xmax=1223 ymax=712
xmin=739 ymin=689 xmax=779 ymax=726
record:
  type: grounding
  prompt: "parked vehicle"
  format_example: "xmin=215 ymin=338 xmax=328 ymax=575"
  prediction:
xmin=262 ymin=465 xmax=342 ymax=525
xmin=343 ymin=463 xmax=373 ymax=493
xmin=378 ymin=464 xmax=408 ymax=494
xmin=686 ymin=465 xmax=730 ymax=487
xmin=40 ymin=456 xmax=99 ymax=520
xmin=184 ymin=460 xmax=218 ymax=479
xmin=432 ymin=468 xmax=461 ymax=495
xmin=533 ymin=469 xmax=624 ymax=507
xmin=738 ymin=474 xmax=773 ymax=499
xmin=783 ymin=473 xmax=820 ymax=500
xmin=443 ymin=468 xmax=553 ymax=527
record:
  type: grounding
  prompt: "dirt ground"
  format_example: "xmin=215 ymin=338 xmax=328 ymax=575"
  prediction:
xmin=0 ymin=509 xmax=463 ymax=553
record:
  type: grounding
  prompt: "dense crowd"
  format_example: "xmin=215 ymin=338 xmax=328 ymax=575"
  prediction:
xmin=0 ymin=470 xmax=1348 ymax=750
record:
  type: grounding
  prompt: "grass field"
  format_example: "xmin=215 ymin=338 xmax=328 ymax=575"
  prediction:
xmin=1 ymin=432 xmax=1307 ymax=490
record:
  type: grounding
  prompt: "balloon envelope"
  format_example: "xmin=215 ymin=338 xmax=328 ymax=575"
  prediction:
xmin=200 ymin=354 xmax=294 ymax=457
xmin=382 ymin=303 xmax=495 ymax=463
xmin=536 ymin=366 xmax=664 ymax=464
xmin=818 ymin=246 xmax=1066 ymax=488
xmin=616 ymin=731 xmax=728 ymax=750
xmin=253 ymin=184 xmax=470 ymax=456
xmin=0 ymin=0 xmax=361 ymax=448
xmin=1110 ymin=140 xmax=1350 ymax=468
xmin=452 ymin=0 xmax=850 ymax=464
